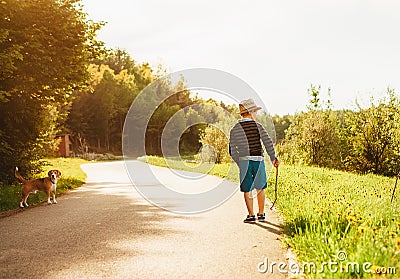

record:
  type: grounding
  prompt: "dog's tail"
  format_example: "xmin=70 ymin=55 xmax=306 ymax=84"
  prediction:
xmin=15 ymin=167 xmax=26 ymax=183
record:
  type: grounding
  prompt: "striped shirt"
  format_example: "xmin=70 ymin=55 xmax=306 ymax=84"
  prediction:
xmin=229 ymin=118 xmax=276 ymax=164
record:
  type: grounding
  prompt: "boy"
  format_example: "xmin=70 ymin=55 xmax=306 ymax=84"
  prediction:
xmin=229 ymin=99 xmax=279 ymax=223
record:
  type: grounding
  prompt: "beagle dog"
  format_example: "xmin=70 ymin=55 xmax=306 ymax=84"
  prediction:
xmin=15 ymin=167 xmax=62 ymax=208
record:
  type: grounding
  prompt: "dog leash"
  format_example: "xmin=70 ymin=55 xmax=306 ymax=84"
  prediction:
xmin=270 ymin=166 xmax=279 ymax=210
xmin=391 ymin=171 xmax=400 ymax=203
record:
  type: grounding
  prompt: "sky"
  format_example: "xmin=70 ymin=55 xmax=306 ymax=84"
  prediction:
xmin=82 ymin=0 xmax=400 ymax=115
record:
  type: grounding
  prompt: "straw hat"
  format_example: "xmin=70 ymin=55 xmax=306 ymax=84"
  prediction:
xmin=238 ymin=98 xmax=262 ymax=115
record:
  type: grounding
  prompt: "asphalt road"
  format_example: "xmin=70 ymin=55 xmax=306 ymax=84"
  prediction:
xmin=0 ymin=161 xmax=288 ymax=278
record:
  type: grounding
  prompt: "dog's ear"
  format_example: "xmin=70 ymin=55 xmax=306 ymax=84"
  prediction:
xmin=48 ymin=170 xmax=52 ymax=177
xmin=57 ymin=170 xmax=62 ymax=178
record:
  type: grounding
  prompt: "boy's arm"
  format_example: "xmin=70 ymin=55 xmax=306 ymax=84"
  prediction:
xmin=229 ymin=126 xmax=240 ymax=164
xmin=257 ymin=123 xmax=277 ymax=162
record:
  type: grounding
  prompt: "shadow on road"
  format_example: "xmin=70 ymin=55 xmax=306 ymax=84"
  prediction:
xmin=0 ymin=179 xmax=190 ymax=278
xmin=252 ymin=221 xmax=283 ymax=235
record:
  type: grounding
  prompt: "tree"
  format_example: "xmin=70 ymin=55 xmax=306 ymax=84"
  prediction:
xmin=93 ymin=48 xmax=154 ymax=92
xmin=179 ymin=107 xmax=206 ymax=154
xmin=66 ymin=64 xmax=138 ymax=153
xmin=99 ymin=48 xmax=135 ymax=75
xmin=256 ymin=111 xmax=276 ymax=143
xmin=0 ymin=0 xmax=103 ymax=181
xmin=1 ymin=0 xmax=103 ymax=103
xmin=344 ymin=89 xmax=400 ymax=175
xmin=200 ymin=122 xmax=231 ymax=164
xmin=292 ymin=111 xmax=340 ymax=167
xmin=272 ymin=114 xmax=292 ymax=144
xmin=146 ymin=102 xmax=183 ymax=155
xmin=278 ymin=85 xmax=341 ymax=168
xmin=307 ymin=84 xmax=322 ymax=111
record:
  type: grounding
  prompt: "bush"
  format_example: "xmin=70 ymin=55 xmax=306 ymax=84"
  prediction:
xmin=199 ymin=123 xmax=230 ymax=164
xmin=280 ymin=110 xmax=341 ymax=169
xmin=278 ymin=87 xmax=400 ymax=176
xmin=343 ymin=89 xmax=400 ymax=176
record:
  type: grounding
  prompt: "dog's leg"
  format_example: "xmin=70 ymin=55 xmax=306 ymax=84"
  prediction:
xmin=20 ymin=195 xmax=24 ymax=208
xmin=22 ymin=194 xmax=29 ymax=208
xmin=20 ymin=190 xmax=29 ymax=208
xmin=52 ymin=189 xmax=57 ymax=204
xmin=46 ymin=190 xmax=52 ymax=204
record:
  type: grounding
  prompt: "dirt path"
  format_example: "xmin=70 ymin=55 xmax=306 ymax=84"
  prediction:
xmin=0 ymin=161 xmax=288 ymax=278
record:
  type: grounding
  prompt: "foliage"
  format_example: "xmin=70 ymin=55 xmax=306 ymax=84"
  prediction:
xmin=307 ymin=84 xmax=322 ymax=111
xmin=66 ymin=64 xmax=139 ymax=153
xmin=0 ymin=0 xmax=103 ymax=103
xmin=278 ymin=85 xmax=341 ymax=168
xmin=272 ymin=114 xmax=292 ymax=144
xmin=143 ymin=76 xmax=195 ymax=155
xmin=283 ymin=110 xmax=341 ymax=168
xmin=307 ymin=84 xmax=332 ymax=111
xmin=93 ymin=48 xmax=154 ymax=92
xmin=200 ymin=121 xmax=231 ymax=164
xmin=67 ymin=55 xmax=233 ymax=157
xmin=180 ymin=107 xmax=206 ymax=154
xmin=276 ymin=86 xmax=400 ymax=176
xmin=256 ymin=111 xmax=276 ymax=143
xmin=0 ymin=0 xmax=103 ymax=181
xmin=0 ymin=158 xmax=87 ymax=211
xmin=343 ymin=89 xmax=400 ymax=176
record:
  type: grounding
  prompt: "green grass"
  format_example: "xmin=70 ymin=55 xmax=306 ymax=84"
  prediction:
xmin=0 ymin=158 xmax=87 ymax=211
xmin=143 ymin=156 xmax=400 ymax=278
xmin=138 ymin=155 xmax=238 ymax=181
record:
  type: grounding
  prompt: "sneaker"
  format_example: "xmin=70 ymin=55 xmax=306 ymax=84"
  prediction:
xmin=243 ymin=215 xmax=256 ymax=223
xmin=257 ymin=213 xmax=266 ymax=222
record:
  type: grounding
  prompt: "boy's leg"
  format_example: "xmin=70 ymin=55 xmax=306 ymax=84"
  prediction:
xmin=244 ymin=191 xmax=255 ymax=216
xmin=254 ymin=160 xmax=267 ymax=216
xmin=257 ymin=189 xmax=265 ymax=215
xmin=239 ymin=160 xmax=255 ymax=216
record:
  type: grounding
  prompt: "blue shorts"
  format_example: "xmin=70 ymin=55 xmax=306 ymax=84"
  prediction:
xmin=238 ymin=160 xmax=268 ymax=192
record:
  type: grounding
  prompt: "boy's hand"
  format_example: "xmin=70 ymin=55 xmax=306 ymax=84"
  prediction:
xmin=273 ymin=159 xmax=280 ymax=168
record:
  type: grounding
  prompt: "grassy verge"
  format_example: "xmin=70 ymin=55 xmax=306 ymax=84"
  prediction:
xmin=143 ymin=155 xmax=400 ymax=278
xmin=138 ymin=155 xmax=238 ymax=182
xmin=0 ymin=158 xmax=87 ymax=211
